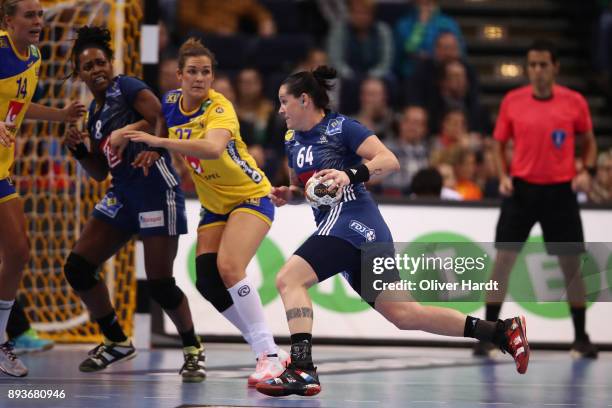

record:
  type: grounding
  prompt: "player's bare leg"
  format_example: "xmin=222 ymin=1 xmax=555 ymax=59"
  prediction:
xmin=143 ymin=235 xmax=205 ymax=382
xmin=256 ymin=256 xmax=321 ymax=397
xmin=65 ymin=217 xmax=135 ymax=372
xmin=0 ymin=197 xmax=30 ymax=377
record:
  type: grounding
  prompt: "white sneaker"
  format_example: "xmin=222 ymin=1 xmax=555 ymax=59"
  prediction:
xmin=247 ymin=349 xmax=287 ymax=387
xmin=0 ymin=342 xmax=28 ymax=377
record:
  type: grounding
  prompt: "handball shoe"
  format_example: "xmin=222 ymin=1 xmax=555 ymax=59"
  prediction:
xmin=0 ymin=341 xmax=27 ymax=377
xmin=12 ymin=329 xmax=54 ymax=355
xmin=500 ymin=316 xmax=530 ymax=374
xmin=247 ymin=348 xmax=290 ymax=387
xmin=570 ymin=335 xmax=598 ymax=359
xmin=256 ymin=364 xmax=321 ymax=397
xmin=181 ymin=344 xmax=206 ymax=382
xmin=79 ymin=340 xmax=136 ymax=372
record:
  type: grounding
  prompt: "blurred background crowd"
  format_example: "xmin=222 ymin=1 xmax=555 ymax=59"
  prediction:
xmin=152 ymin=0 xmax=612 ymax=204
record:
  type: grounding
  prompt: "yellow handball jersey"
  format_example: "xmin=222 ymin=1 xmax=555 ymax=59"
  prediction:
xmin=0 ymin=30 xmax=41 ymax=179
xmin=162 ymin=88 xmax=271 ymax=214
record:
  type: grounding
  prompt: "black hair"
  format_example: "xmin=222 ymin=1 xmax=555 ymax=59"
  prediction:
xmin=527 ymin=39 xmax=558 ymax=63
xmin=411 ymin=168 xmax=443 ymax=197
xmin=70 ymin=25 xmax=114 ymax=76
xmin=281 ymin=65 xmax=336 ymax=110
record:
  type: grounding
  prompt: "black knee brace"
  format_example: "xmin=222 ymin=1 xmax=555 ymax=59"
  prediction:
xmin=148 ymin=277 xmax=185 ymax=310
xmin=195 ymin=253 xmax=233 ymax=313
xmin=64 ymin=252 xmax=100 ymax=291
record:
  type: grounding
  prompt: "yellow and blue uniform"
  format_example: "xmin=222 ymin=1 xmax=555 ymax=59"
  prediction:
xmin=162 ymin=88 xmax=273 ymax=228
xmin=0 ymin=30 xmax=41 ymax=203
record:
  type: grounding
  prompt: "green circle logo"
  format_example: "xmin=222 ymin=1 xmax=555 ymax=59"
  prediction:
xmin=404 ymin=232 xmax=490 ymax=314
xmin=510 ymin=236 xmax=599 ymax=318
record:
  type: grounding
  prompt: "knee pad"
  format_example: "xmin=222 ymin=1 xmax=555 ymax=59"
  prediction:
xmin=195 ymin=253 xmax=233 ymax=313
xmin=148 ymin=277 xmax=185 ymax=310
xmin=63 ymin=252 xmax=100 ymax=291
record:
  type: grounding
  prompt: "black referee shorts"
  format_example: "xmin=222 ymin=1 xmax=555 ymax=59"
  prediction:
xmin=495 ymin=178 xmax=585 ymax=255
xmin=294 ymin=235 xmax=399 ymax=307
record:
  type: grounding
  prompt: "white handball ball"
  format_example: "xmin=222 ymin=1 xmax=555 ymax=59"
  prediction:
xmin=304 ymin=175 xmax=342 ymax=210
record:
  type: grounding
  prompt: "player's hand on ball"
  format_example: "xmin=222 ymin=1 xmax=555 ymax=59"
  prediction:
xmin=64 ymin=126 xmax=87 ymax=149
xmin=132 ymin=151 xmax=160 ymax=176
xmin=305 ymin=173 xmax=343 ymax=210
xmin=317 ymin=169 xmax=350 ymax=190
xmin=0 ymin=121 xmax=15 ymax=148
xmin=62 ymin=101 xmax=87 ymax=123
xmin=269 ymin=186 xmax=292 ymax=207
xmin=124 ymin=131 xmax=163 ymax=147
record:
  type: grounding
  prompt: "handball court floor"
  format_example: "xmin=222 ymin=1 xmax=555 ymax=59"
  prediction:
xmin=1 ymin=343 xmax=611 ymax=408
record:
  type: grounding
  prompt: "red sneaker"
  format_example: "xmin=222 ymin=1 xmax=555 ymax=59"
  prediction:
xmin=501 ymin=316 xmax=530 ymax=374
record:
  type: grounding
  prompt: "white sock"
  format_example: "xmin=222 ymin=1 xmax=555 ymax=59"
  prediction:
xmin=0 ymin=299 xmax=15 ymax=344
xmin=222 ymin=304 xmax=254 ymax=347
xmin=227 ymin=277 xmax=277 ymax=355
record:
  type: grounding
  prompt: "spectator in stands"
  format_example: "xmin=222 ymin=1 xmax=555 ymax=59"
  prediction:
xmin=410 ymin=167 xmax=442 ymax=198
xmin=426 ymin=60 xmax=491 ymax=135
xmin=588 ymin=150 xmax=612 ymax=203
xmin=235 ymin=68 xmax=275 ymax=168
xmin=158 ymin=57 xmax=180 ymax=96
xmin=178 ymin=0 xmax=276 ymax=37
xmin=430 ymin=109 xmax=470 ymax=162
xmin=437 ymin=162 xmax=463 ymax=200
xmin=394 ymin=0 xmax=465 ymax=79
xmin=295 ymin=48 xmax=329 ymax=73
xmin=404 ymin=31 xmax=479 ymax=106
xmin=356 ymin=77 xmax=395 ymax=141
xmin=327 ymin=0 xmax=393 ymax=81
xmin=448 ymin=147 xmax=483 ymax=201
xmin=380 ymin=106 xmax=430 ymax=196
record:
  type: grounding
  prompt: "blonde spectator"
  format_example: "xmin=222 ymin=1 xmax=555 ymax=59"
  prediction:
xmin=589 ymin=151 xmax=612 ymax=203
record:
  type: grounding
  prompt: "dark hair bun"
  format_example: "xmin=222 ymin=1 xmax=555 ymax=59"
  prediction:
xmin=75 ymin=26 xmax=112 ymax=48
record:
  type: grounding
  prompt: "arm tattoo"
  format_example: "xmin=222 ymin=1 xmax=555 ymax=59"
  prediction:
xmin=286 ymin=307 xmax=313 ymax=321
xmin=372 ymin=168 xmax=383 ymax=176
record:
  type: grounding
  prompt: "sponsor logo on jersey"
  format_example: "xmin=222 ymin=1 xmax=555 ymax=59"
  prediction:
xmin=325 ymin=117 xmax=345 ymax=136
xmin=5 ymin=101 xmax=24 ymax=125
xmin=285 ymin=130 xmax=295 ymax=141
xmin=243 ymin=197 xmax=261 ymax=206
xmin=184 ymin=155 xmax=203 ymax=174
xmin=215 ymin=106 xmax=224 ymax=114
xmin=139 ymin=210 xmax=165 ymax=228
xmin=107 ymin=83 xmax=121 ymax=98
xmin=0 ymin=37 xmax=7 ymax=48
xmin=349 ymin=220 xmax=376 ymax=242
xmin=30 ymin=46 xmax=39 ymax=58
xmin=551 ymin=129 xmax=567 ymax=148
xmin=166 ymin=92 xmax=179 ymax=104
xmin=318 ymin=134 xmax=328 ymax=144
xmin=95 ymin=192 xmax=123 ymax=218
xmin=100 ymin=137 xmax=122 ymax=168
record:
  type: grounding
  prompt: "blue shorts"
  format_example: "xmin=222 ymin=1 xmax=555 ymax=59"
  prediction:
xmin=0 ymin=178 xmax=18 ymax=204
xmin=314 ymin=198 xmax=393 ymax=248
xmin=92 ymin=184 xmax=187 ymax=236
xmin=198 ymin=196 xmax=275 ymax=230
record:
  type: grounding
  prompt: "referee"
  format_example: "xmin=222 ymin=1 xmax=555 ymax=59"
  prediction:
xmin=475 ymin=40 xmax=598 ymax=358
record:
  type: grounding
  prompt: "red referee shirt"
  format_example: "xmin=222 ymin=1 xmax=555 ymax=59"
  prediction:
xmin=494 ymin=84 xmax=592 ymax=184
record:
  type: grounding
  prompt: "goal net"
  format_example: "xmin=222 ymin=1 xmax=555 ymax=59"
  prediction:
xmin=13 ymin=0 xmax=143 ymax=342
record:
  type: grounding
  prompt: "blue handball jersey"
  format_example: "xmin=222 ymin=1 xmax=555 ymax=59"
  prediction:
xmin=285 ymin=112 xmax=393 ymax=247
xmin=87 ymin=75 xmax=179 ymax=190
